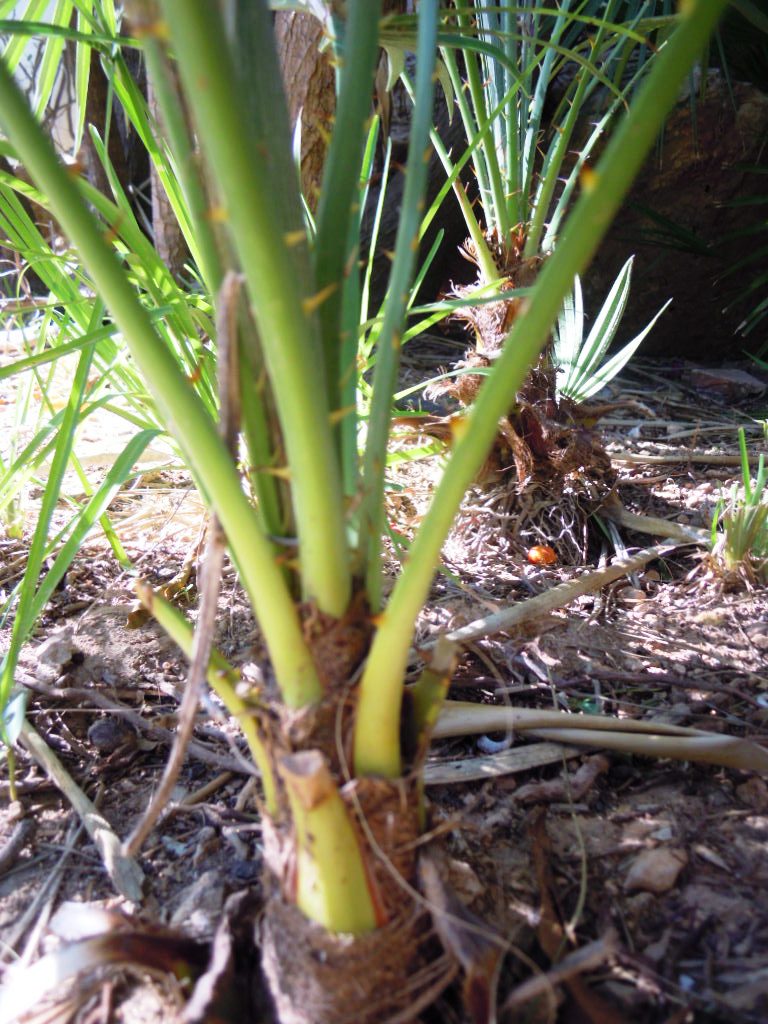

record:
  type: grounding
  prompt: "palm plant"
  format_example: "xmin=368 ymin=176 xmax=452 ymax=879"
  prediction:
xmin=710 ymin=426 xmax=768 ymax=585
xmin=0 ymin=1 xmax=729 ymax=1020
xmin=553 ymin=255 xmax=671 ymax=403
xmin=413 ymin=1 xmax=678 ymax=554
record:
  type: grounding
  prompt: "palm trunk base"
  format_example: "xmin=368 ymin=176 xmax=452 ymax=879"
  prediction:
xmin=259 ymin=779 xmax=456 ymax=1023
xmin=261 ymin=893 xmax=453 ymax=1024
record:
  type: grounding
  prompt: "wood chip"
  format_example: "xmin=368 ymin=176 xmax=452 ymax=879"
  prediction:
xmin=425 ymin=742 xmax=582 ymax=785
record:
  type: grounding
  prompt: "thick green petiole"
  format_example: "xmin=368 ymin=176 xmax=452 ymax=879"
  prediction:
xmin=0 ymin=55 xmax=322 ymax=711
xmin=359 ymin=0 xmax=438 ymax=611
xmin=280 ymin=751 xmax=379 ymax=935
xmin=313 ymin=0 xmax=382 ymax=421
xmin=160 ymin=0 xmax=351 ymax=619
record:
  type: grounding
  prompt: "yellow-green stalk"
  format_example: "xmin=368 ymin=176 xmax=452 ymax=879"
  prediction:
xmin=0 ymin=54 xmax=323 ymax=711
xmin=134 ymin=581 xmax=277 ymax=812
xmin=159 ymin=0 xmax=351 ymax=618
xmin=280 ymin=751 xmax=379 ymax=935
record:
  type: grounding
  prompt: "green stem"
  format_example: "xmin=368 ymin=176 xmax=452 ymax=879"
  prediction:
xmin=359 ymin=0 xmax=438 ymax=611
xmin=354 ymin=0 xmax=728 ymax=778
xmin=501 ymin=5 xmax=521 ymax=227
xmin=426 ymin=100 xmax=499 ymax=284
xmin=138 ymin=19 xmax=223 ymax=296
xmin=140 ymin=15 xmax=286 ymax=538
xmin=451 ymin=4 xmax=498 ymax=235
xmin=161 ymin=0 xmax=350 ymax=618
xmin=0 ymin=53 xmax=322 ymax=710
xmin=524 ymin=51 xmax=594 ymax=258
xmin=313 ymin=0 xmax=382 ymax=424
xmin=456 ymin=3 xmax=512 ymax=245
xmin=280 ymin=751 xmax=379 ymax=934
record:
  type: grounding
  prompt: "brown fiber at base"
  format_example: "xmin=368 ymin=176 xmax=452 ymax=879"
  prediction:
xmin=260 ymin=894 xmax=453 ymax=1024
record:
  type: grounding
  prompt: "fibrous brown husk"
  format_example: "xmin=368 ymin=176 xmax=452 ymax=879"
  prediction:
xmin=258 ymin=591 xmax=373 ymax=772
xmin=450 ymin=240 xmax=540 ymax=358
xmin=260 ymin=777 xmax=456 ymax=1024
xmin=426 ymin=348 xmax=613 ymax=494
xmin=299 ymin=590 xmax=373 ymax=693
xmin=426 ymin=236 xmax=616 ymax=559
xmin=261 ymin=896 xmax=453 ymax=1024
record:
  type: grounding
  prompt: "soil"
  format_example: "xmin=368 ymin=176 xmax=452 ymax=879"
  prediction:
xmin=1 ymin=351 xmax=768 ymax=1024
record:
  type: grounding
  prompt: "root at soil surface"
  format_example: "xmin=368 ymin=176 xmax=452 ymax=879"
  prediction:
xmin=446 ymin=474 xmax=608 ymax=569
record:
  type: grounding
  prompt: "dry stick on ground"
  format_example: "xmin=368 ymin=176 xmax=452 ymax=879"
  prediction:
xmin=611 ymin=450 xmax=748 ymax=467
xmin=599 ymin=495 xmax=711 ymax=545
xmin=429 ymin=537 xmax=768 ymax=772
xmin=123 ymin=273 xmax=243 ymax=858
xmin=435 ymin=540 xmax=679 ymax=647
xmin=434 ymin=701 xmax=768 ymax=772
xmin=121 ymin=536 xmax=223 ymax=860
xmin=0 ymin=816 xmax=35 ymax=875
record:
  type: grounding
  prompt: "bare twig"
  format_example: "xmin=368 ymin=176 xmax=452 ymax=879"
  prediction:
xmin=123 ymin=272 xmax=242 ymax=858
xmin=178 ymin=771 xmax=235 ymax=806
xmin=611 ymin=450 xmax=746 ymax=467
xmin=513 ymin=754 xmax=610 ymax=804
xmin=436 ymin=541 xmax=678 ymax=647
xmin=122 ymin=489 xmax=225 ymax=856
xmin=0 ymin=817 xmax=35 ymax=876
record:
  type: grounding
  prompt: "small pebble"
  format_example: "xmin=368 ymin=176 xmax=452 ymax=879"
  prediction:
xmin=624 ymin=847 xmax=688 ymax=894
xmin=35 ymin=628 xmax=76 ymax=669
xmin=230 ymin=859 xmax=260 ymax=884
xmin=735 ymin=777 xmax=768 ymax=812
xmin=87 ymin=718 xmax=137 ymax=754
xmin=7 ymin=800 xmax=26 ymax=824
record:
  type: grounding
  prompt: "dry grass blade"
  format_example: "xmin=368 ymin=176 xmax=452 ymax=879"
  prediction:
xmin=18 ymin=722 xmax=144 ymax=901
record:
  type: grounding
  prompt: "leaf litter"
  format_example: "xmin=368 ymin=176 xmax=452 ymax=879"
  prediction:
xmin=1 ymin=353 xmax=768 ymax=1022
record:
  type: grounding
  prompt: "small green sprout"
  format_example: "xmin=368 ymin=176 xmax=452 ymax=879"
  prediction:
xmin=710 ymin=427 xmax=768 ymax=585
xmin=553 ymin=256 xmax=671 ymax=403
